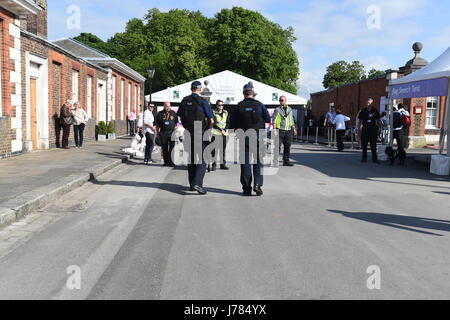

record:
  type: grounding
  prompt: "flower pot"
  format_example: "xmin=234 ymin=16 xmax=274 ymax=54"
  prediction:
xmin=108 ymin=133 xmax=116 ymax=140
xmin=97 ymin=134 xmax=107 ymax=142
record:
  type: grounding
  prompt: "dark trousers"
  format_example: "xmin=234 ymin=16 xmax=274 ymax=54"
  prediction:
xmin=279 ymin=129 xmax=292 ymax=163
xmin=74 ymin=123 xmax=85 ymax=147
xmin=240 ymin=136 xmax=263 ymax=192
xmin=336 ymin=130 xmax=346 ymax=151
xmin=129 ymin=120 xmax=136 ymax=136
xmin=160 ymin=130 xmax=175 ymax=165
xmin=145 ymin=132 xmax=155 ymax=162
xmin=187 ymin=133 xmax=206 ymax=188
xmin=62 ymin=124 xmax=71 ymax=148
xmin=393 ymin=130 xmax=405 ymax=151
xmin=212 ymin=135 xmax=228 ymax=165
xmin=361 ymin=127 xmax=378 ymax=161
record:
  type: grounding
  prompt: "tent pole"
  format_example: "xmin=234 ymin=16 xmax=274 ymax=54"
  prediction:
xmin=388 ymin=97 xmax=394 ymax=147
xmin=445 ymin=80 xmax=450 ymax=156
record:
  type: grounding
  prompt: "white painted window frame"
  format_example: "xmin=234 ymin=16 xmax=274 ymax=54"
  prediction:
xmin=120 ymin=79 xmax=125 ymax=120
xmin=426 ymin=96 xmax=440 ymax=129
xmin=87 ymin=76 xmax=92 ymax=118
xmin=72 ymin=70 xmax=79 ymax=103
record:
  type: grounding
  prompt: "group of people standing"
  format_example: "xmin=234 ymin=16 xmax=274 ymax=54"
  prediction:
xmin=175 ymin=81 xmax=297 ymax=196
xmin=324 ymin=98 xmax=410 ymax=163
xmin=59 ymin=99 xmax=89 ymax=149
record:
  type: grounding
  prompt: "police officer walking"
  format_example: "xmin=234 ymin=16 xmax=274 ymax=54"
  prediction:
xmin=156 ymin=101 xmax=178 ymax=167
xmin=211 ymin=100 xmax=230 ymax=171
xmin=358 ymin=98 xmax=381 ymax=163
xmin=178 ymin=81 xmax=214 ymax=195
xmin=231 ymin=83 xmax=271 ymax=196
xmin=272 ymin=96 xmax=297 ymax=166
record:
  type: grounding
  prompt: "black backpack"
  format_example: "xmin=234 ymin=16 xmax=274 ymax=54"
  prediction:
xmin=180 ymin=95 xmax=207 ymax=132
xmin=393 ymin=111 xmax=402 ymax=129
xmin=235 ymin=100 xmax=263 ymax=130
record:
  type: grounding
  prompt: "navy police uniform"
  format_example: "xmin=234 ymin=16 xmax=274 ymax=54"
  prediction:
xmin=230 ymin=84 xmax=271 ymax=196
xmin=177 ymin=81 xmax=214 ymax=193
xmin=156 ymin=109 xmax=178 ymax=167
xmin=358 ymin=106 xmax=381 ymax=162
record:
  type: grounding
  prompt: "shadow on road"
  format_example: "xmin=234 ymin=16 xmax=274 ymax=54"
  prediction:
xmin=328 ymin=209 xmax=450 ymax=237
xmin=433 ymin=191 xmax=450 ymax=196
xmin=290 ymin=151 xmax=450 ymax=190
xmin=91 ymin=179 xmax=239 ymax=196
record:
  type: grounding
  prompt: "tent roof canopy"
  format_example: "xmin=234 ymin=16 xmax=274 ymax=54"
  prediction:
xmin=389 ymin=46 xmax=450 ymax=100
xmin=149 ymin=70 xmax=307 ymax=106
xmin=391 ymin=46 xmax=450 ymax=85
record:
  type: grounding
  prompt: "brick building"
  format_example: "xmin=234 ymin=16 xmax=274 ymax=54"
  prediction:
xmin=311 ymin=43 xmax=446 ymax=148
xmin=0 ymin=0 xmax=145 ymax=158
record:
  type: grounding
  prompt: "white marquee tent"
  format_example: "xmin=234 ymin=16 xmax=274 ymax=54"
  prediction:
xmin=389 ymin=46 xmax=450 ymax=174
xmin=147 ymin=70 xmax=308 ymax=107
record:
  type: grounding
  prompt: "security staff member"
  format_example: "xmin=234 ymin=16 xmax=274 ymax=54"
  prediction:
xmin=358 ymin=98 xmax=381 ymax=163
xmin=272 ymin=96 xmax=297 ymax=166
xmin=178 ymin=81 xmax=214 ymax=195
xmin=211 ymin=100 xmax=230 ymax=171
xmin=230 ymin=83 xmax=271 ymax=196
xmin=156 ymin=102 xmax=178 ymax=167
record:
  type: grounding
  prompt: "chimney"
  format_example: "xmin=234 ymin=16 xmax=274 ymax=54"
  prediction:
xmin=22 ymin=0 xmax=48 ymax=38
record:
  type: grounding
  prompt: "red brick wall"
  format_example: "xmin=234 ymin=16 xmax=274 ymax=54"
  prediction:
xmin=311 ymin=77 xmax=389 ymax=127
xmin=0 ymin=9 xmax=13 ymax=117
xmin=0 ymin=10 xmax=14 ymax=157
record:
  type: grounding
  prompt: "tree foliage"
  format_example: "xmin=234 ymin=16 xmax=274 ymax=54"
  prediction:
xmin=75 ymin=7 xmax=300 ymax=94
xmin=323 ymin=61 xmax=365 ymax=89
xmin=323 ymin=61 xmax=386 ymax=89
xmin=365 ymin=68 xmax=386 ymax=79
xmin=208 ymin=7 xmax=299 ymax=93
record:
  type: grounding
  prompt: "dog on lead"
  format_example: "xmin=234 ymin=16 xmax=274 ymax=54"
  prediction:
xmin=385 ymin=146 xmax=406 ymax=166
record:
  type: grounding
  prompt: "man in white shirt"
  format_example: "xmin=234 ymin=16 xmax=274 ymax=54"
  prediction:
xmin=143 ymin=103 xmax=157 ymax=164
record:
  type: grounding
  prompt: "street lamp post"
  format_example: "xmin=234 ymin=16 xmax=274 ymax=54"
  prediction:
xmin=147 ymin=64 xmax=155 ymax=104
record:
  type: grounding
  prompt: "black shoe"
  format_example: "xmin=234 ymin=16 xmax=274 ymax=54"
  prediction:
xmin=243 ymin=189 xmax=252 ymax=196
xmin=193 ymin=185 xmax=207 ymax=195
xmin=207 ymin=165 xmax=211 ymax=173
xmin=361 ymin=159 xmax=367 ymax=163
xmin=211 ymin=163 xmax=217 ymax=171
xmin=253 ymin=185 xmax=263 ymax=196
xmin=283 ymin=162 xmax=294 ymax=167
xmin=220 ymin=165 xmax=230 ymax=170
xmin=373 ymin=160 xmax=380 ymax=164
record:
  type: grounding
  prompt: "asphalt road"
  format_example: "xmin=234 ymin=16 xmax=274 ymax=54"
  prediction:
xmin=0 ymin=144 xmax=449 ymax=300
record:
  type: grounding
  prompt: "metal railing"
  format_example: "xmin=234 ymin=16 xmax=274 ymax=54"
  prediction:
xmin=295 ymin=126 xmax=360 ymax=150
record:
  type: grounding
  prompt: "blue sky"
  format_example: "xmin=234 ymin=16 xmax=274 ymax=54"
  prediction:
xmin=48 ymin=0 xmax=450 ymax=97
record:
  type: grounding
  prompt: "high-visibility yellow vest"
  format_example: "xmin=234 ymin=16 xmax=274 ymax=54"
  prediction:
xmin=274 ymin=106 xmax=294 ymax=131
xmin=212 ymin=110 xmax=229 ymax=136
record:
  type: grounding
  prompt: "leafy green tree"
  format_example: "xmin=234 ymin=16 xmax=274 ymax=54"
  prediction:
xmin=106 ymin=9 xmax=211 ymax=93
xmin=323 ymin=61 xmax=365 ymax=89
xmin=365 ymin=68 xmax=386 ymax=79
xmin=73 ymin=33 xmax=112 ymax=55
xmin=208 ymin=7 xmax=299 ymax=94
xmin=75 ymin=7 xmax=300 ymax=95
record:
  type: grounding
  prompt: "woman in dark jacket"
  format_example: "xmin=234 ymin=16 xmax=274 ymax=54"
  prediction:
xmin=60 ymin=100 xmax=74 ymax=149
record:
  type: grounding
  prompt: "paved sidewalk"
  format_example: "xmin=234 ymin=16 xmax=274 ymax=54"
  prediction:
xmin=0 ymin=137 xmax=143 ymax=228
